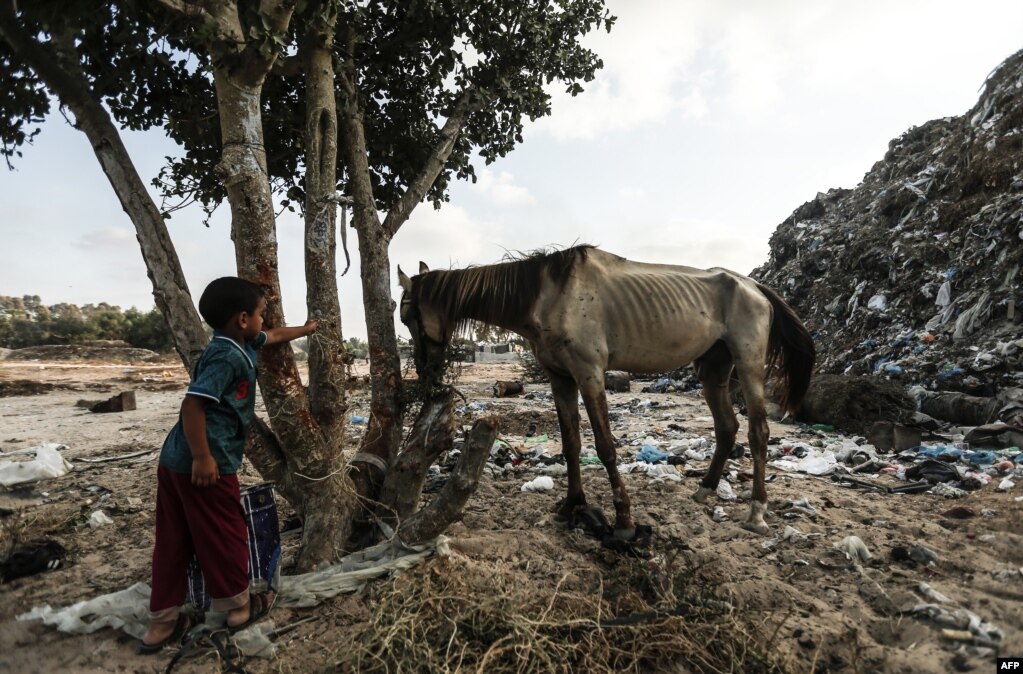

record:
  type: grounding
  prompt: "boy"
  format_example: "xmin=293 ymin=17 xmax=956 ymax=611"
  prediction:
xmin=139 ymin=277 xmax=317 ymax=653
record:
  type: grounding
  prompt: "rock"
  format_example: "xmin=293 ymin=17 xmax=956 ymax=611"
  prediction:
xmin=797 ymin=375 xmax=915 ymax=434
xmin=89 ymin=391 xmax=137 ymax=413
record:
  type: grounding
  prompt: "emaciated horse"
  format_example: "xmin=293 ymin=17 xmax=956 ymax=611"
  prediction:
xmin=398 ymin=246 xmax=814 ymax=539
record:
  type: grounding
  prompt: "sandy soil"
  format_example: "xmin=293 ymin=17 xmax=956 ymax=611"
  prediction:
xmin=0 ymin=357 xmax=1021 ymax=673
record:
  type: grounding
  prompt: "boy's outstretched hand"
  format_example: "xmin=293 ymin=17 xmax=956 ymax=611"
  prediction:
xmin=266 ymin=319 xmax=320 ymax=346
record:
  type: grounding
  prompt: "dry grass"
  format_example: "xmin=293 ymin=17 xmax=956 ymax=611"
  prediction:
xmin=330 ymin=553 xmax=791 ymax=674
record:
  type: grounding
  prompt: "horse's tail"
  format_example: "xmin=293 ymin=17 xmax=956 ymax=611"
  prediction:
xmin=757 ymin=283 xmax=815 ymax=414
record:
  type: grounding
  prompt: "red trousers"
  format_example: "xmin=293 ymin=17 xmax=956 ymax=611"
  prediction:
xmin=149 ymin=465 xmax=250 ymax=622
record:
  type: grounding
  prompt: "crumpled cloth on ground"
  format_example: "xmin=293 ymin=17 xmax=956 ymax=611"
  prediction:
xmin=635 ymin=445 xmax=668 ymax=464
xmin=0 ymin=443 xmax=72 ymax=487
xmin=769 ymin=450 xmax=838 ymax=475
xmin=620 ymin=462 xmax=682 ymax=482
xmin=904 ymin=459 xmax=960 ymax=483
xmin=17 ymin=536 xmax=449 ymax=656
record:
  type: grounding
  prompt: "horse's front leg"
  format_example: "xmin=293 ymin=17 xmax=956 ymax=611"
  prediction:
xmin=736 ymin=365 xmax=771 ymax=535
xmin=548 ymin=372 xmax=586 ymax=521
xmin=579 ymin=382 xmax=635 ymax=540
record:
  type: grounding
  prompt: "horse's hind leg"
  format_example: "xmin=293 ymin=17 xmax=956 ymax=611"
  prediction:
xmin=548 ymin=371 xmax=586 ymax=521
xmin=579 ymin=380 xmax=635 ymax=540
xmin=691 ymin=343 xmax=739 ymax=505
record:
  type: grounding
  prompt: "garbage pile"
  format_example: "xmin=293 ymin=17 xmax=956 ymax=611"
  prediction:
xmin=752 ymin=48 xmax=1023 ymax=394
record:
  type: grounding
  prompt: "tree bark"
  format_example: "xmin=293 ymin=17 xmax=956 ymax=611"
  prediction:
xmin=0 ymin=5 xmax=207 ymax=371
xmin=206 ymin=0 xmax=351 ymax=571
xmin=337 ymin=34 xmax=403 ymax=503
xmin=397 ymin=417 xmax=499 ymax=545
xmin=337 ymin=38 xmax=476 ymax=506
xmin=301 ymin=0 xmax=348 ymax=447
xmin=378 ymin=388 xmax=455 ymax=522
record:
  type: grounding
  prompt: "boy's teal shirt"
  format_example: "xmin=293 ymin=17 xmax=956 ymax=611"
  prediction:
xmin=159 ymin=330 xmax=267 ymax=475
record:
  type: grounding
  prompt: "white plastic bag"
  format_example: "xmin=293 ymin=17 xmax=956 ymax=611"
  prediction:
xmin=0 ymin=444 xmax=72 ymax=486
xmin=521 ymin=475 xmax=555 ymax=492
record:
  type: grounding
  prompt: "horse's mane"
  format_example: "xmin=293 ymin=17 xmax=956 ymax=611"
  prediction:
xmin=413 ymin=245 xmax=593 ymax=334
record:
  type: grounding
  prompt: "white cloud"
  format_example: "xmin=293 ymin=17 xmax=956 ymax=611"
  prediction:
xmin=601 ymin=215 xmax=769 ymax=275
xmin=472 ymin=170 xmax=536 ymax=206
xmin=617 ymin=186 xmax=647 ymax=200
xmin=530 ymin=2 xmax=711 ymax=140
xmin=77 ymin=227 xmax=137 ymax=251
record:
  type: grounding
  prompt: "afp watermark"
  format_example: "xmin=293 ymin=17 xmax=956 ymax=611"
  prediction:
xmin=999 ymin=658 xmax=1023 ymax=671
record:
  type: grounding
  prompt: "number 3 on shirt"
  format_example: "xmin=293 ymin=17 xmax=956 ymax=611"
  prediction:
xmin=235 ymin=379 xmax=250 ymax=400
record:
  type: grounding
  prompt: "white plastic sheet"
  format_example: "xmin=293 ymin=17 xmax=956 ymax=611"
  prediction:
xmin=17 ymin=582 xmax=151 ymax=639
xmin=769 ymin=449 xmax=838 ymax=475
xmin=0 ymin=443 xmax=72 ymax=487
xmin=18 ymin=537 xmax=449 ymax=656
xmin=88 ymin=510 xmax=114 ymax=528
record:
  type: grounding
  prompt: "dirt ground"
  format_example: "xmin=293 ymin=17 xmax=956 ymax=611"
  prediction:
xmin=0 ymin=356 xmax=1021 ymax=673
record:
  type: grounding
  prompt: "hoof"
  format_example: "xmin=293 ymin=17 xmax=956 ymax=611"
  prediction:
xmin=741 ymin=501 xmax=769 ymax=535
xmin=553 ymin=497 xmax=584 ymax=523
xmin=692 ymin=486 xmax=713 ymax=504
xmin=613 ymin=527 xmax=636 ymax=541
xmin=741 ymin=520 xmax=770 ymax=536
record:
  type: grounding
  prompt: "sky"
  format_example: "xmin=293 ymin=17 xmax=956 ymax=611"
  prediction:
xmin=2 ymin=0 xmax=1022 ymax=340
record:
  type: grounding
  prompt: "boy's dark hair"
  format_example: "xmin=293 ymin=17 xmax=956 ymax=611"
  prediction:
xmin=198 ymin=277 xmax=264 ymax=329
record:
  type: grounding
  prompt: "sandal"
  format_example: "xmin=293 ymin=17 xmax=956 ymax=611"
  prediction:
xmin=137 ymin=612 xmax=195 ymax=655
xmin=226 ymin=591 xmax=275 ymax=634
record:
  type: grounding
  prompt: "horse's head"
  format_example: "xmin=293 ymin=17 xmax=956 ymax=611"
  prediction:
xmin=398 ymin=262 xmax=450 ymax=375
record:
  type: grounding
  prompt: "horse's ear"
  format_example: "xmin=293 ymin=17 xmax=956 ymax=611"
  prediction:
xmin=419 ymin=261 xmax=430 ymax=274
xmin=397 ymin=266 xmax=412 ymax=293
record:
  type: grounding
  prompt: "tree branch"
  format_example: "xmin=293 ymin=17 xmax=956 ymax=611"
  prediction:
xmin=382 ymin=91 xmax=476 ymax=238
xmin=153 ymin=0 xmax=213 ymax=23
xmin=396 ymin=417 xmax=499 ymax=545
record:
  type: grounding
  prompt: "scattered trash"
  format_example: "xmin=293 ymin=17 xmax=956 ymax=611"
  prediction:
xmin=785 ymin=497 xmax=817 ymax=517
xmin=521 ymin=476 xmax=555 ymax=493
xmin=769 ymin=449 xmax=838 ymax=476
xmin=835 ymin=536 xmax=872 ymax=562
xmin=89 ymin=510 xmax=113 ymax=528
xmin=907 ymin=603 xmax=1003 ymax=642
xmin=635 ymin=444 xmax=668 ymax=464
xmin=0 ymin=539 xmax=67 ymax=582
xmin=917 ymin=582 xmax=951 ymax=604
xmin=715 ymin=480 xmax=737 ymax=501
xmin=816 ymin=549 xmax=853 ymax=570
xmin=492 ymin=381 xmax=524 ymax=397
xmin=711 ymin=506 xmax=728 ymax=522
xmin=350 ymin=415 xmax=368 ymax=424
xmin=0 ymin=444 xmax=73 ymax=487
xmin=929 ymin=483 xmax=968 ymax=498
xmin=903 ymin=459 xmax=959 ymax=484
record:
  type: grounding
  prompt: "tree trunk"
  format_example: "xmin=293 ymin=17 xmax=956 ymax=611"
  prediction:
xmin=206 ymin=1 xmax=351 ymax=571
xmin=397 ymin=417 xmax=499 ymax=545
xmin=301 ymin=1 xmax=348 ymax=447
xmin=337 ymin=44 xmax=405 ymax=504
xmin=0 ymin=10 xmax=207 ymax=370
xmin=378 ymin=388 xmax=455 ymax=522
